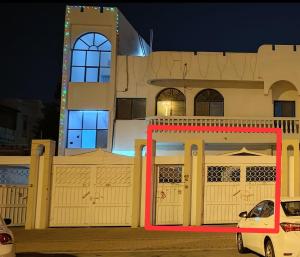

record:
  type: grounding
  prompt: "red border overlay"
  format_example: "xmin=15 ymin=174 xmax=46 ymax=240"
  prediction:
xmin=145 ymin=125 xmax=282 ymax=233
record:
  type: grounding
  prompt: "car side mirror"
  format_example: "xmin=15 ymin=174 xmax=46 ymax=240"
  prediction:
xmin=239 ymin=211 xmax=247 ymax=218
xmin=4 ymin=218 xmax=11 ymax=225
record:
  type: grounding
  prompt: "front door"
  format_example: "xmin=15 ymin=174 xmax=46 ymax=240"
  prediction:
xmin=155 ymin=165 xmax=184 ymax=225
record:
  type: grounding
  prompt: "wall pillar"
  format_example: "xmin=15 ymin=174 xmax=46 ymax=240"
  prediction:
xmin=25 ymin=140 xmax=55 ymax=230
xmin=183 ymin=141 xmax=193 ymax=226
xmin=281 ymin=139 xmax=299 ymax=197
xmin=193 ymin=140 xmax=205 ymax=226
xmin=131 ymin=139 xmax=146 ymax=228
xmin=36 ymin=140 xmax=56 ymax=229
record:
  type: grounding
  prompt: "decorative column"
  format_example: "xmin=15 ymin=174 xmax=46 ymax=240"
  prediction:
xmin=131 ymin=139 xmax=146 ymax=228
xmin=193 ymin=140 xmax=205 ymax=226
xmin=25 ymin=140 xmax=55 ymax=230
xmin=183 ymin=140 xmax=193 ymax=226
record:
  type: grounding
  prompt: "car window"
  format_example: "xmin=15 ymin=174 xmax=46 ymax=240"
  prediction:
xmin=281 ymin=201 xmax=300 ymax=216
xmin=261 ymin=201 xmax=274 ymax=217
xmin=247 ymin=201 xmax=266 ymax=218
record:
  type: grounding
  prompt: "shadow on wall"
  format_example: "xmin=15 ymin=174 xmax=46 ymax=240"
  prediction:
xmin=17 ymin=254 xmax=77 ymax=257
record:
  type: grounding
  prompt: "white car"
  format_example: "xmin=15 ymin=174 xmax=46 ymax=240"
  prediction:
xmin=236 ymin=197 xmax=300 ymax=257
xmin=0 ymin=216 xmax=15 ymax=257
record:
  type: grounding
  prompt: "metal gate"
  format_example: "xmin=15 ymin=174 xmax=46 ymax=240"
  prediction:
xmin=204 ymin=164 xmax=276 ymax=224
xmin=0 ymin=165 xmax=29 ymax=226
xmin=155 ymin=165 xmax=184 ymax=225
xmin=49 ymin=164 xmax=132 ymax=227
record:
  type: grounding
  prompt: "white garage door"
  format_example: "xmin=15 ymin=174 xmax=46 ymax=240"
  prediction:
xmin=49 ymin=165 xmax=132 ymax=227
xmin=204 ymin=164 xmax=276 ymax=224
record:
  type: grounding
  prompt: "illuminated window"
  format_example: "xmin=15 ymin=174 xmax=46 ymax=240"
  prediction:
xmin=67 ymin=110 xmax=109 ymax=149
xmin=70 ymin=33 xmax=111 ymax=83
xmin=194 ymin=89 xmax=224 ymax=116
xmin=156 ymin=88 xmax=185 ymax=116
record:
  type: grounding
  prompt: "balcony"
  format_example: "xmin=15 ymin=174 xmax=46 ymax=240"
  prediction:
xmin=147 ymin=116 xmax=300 ymax=138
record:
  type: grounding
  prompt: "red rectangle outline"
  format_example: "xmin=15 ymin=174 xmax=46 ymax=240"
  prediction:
xmin=145 ymin=125 xmax=282 ymax=233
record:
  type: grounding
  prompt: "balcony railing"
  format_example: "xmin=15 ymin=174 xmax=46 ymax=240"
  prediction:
xmin=147 ymin=116 xmax=300 ymax=135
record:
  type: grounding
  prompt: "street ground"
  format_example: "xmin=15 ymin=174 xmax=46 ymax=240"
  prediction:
xmin=11 ymin=227 xmax=260 ymax=257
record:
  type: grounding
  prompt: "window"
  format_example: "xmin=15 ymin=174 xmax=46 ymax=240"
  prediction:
xmin=274 ymin=101 xmax=295 ymax=117
xmin=194 ymin=89 xmax=224 ymax=116
xmin=71 ymin=32 xmax=112 ymax=83
xmin=67 ymin=110 xmax=109 ymax=149
xmin=261 ymin=201 xmax=274 ymax=218
xmin=116 ymin=98 xmax=146 ymax=120
xmin=281 ymin=201 xmax=300 ymax=216
xmin=247 ymin=201 xmax=265 ymax=218
xmin=156 ymin=88 xmax=185 ymax=116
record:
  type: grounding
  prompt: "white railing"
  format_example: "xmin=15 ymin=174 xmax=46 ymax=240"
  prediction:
xmin=147 ymin=116 xmax=300 ymax=134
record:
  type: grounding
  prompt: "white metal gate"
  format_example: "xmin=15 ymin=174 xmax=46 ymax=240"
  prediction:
xmin=49 ymin=164 xmax=132 ymax=227
xmin=0 ymin=165 xmax=29 ymax=226
xmin=155 ymin=165 xmax=184 ymax=225
xmin=204 ymin=163 xmax=276 ymax=224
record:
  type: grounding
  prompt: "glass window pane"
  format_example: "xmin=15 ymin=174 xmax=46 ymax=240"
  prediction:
xmin=96 ymin=130 xmax=108 ymax=148
xmin=171 ymin=101 xmax=185 ymax=116
xmin=74 ymin=40 xmax=89 ymax=50
xmin=116 ymin=99 xmax=132 ymax=119
xmin=99 ymin=41 xmax=111 ymax=51
xmin=210 ymin=102 xmax=224 ymax=116
xmin=82 ymin=130 xmax=96 ymax=148
xmin=95 ymin=34 xmax=107 ymax=46
xmin=97 ymin=111 xmax=109 ymax=129
xmin=132 ymin=99 xmax=146 ymax=119
xmin=71 ymin=67 xmax=85 ymax=82
xmin=100 ymin=52 xmax=111 ymax=67
xmin=68 ymin=111 xmax=82 ymax=129
xmin=99 ymin=68 xmax=110 ymax=83
xmin=86 ymin=51 xmax=100 ymax=66
xmin=80 ymin=33 xmax=94 ymax=46
xmin=83 ymin=111 xmax=97 ymax=129
xmin=157 ymin=101 xmax=171 ymax=116
xmin=67 ymin=130 xmax=81 ymax=148
xmin=86 ymin=68 xmax=98 ymax=82
xmin=195 ymin=102 xmax=209 ymax=116
xmin=72 ymin=50 xmax=86 ymax=66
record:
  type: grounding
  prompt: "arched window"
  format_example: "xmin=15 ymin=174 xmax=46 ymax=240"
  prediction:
xmin=195 ymin=89 xmax=224 ymax=116
xmin=156 ymin=88 xmax=185 ymax=116
xmin=70 ymin=32 xmax=111 ymax=83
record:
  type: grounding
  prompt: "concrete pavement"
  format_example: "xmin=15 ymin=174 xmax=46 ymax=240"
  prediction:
xmin=11 ymin=227 xmax=238 ymax=253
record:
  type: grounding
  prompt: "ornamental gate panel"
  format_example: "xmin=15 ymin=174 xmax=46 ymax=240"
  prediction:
xmin=49 ymin=164 xmax=132 ymax=227
xmin=0 ymin=166 xmax=29 ymax=226
xmin=204 ymin=164 xmax=276 ymax=224
xmin=155 ymin=165 xmax=184 ymax=225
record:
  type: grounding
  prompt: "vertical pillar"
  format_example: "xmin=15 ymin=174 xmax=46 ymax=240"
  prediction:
xmin=194 ymin=140 xmax=205 ymax=226
xmin=25 ymin=141 xmax=44 ymax=229
xmin=183 ymin=141 xmax=193 ymax=226
xmin=150 ymin=140 xmax=156 ymax=225
xmin=25 ymin=140 xmax=55 ymax=230
xmin=131 ymin=139 xmax=146 ymax=228
xmin=281 ymin=139 xmax=300 ymax=197
xmin=37 ymin=140 xmax=56 ymax=229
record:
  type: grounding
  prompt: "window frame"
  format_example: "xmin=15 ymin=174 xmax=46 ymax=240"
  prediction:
xmin=194 ymin=89 xmax=224 ymax=116
xmin=116 ymin=98 xmax=146 ymax=120
xmin=273 ymin=100 xmax=296 ymax=117
xmin=66 ymin=110 xmax=109 ymax=149
xmin=156 ymin=88 xmax=186 ymax=116
xmin=70 ymin=32 xmax=112 ymax=83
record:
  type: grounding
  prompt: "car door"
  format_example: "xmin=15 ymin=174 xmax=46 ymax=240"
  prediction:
xmin=242 ymin=201 xmax=266 ymax=250
xmin=251 ymin=200 xmax=275 ymax=255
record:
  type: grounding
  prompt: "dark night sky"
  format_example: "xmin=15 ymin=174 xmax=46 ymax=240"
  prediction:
xmin=2 ymin=3 xmax=300 ymax=102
